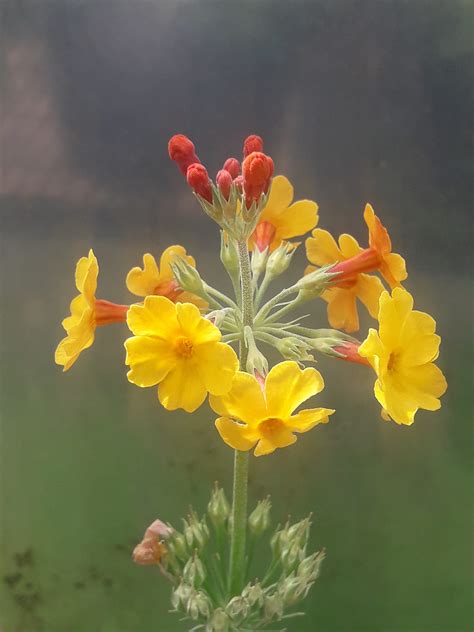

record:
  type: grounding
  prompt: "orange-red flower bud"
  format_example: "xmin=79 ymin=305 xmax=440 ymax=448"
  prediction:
xmin=223 ymin=157 xmax=241 ymax=179
xmin=243 ymin=135 xmax=263 ymax=158
xmin=216 ymin=169 xmax=232 ymax=200
xmin=186 ymin=163 xmax=213 ymax=202
xmin=333 ymin=341 xmax=370 ymax=366
xmin=242 ymin=151 xmax=274 ymax=206
xmin=168 ymin=134 xmax=200 ymax=175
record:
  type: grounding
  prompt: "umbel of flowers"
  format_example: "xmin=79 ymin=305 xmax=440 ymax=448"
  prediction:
xmin=55 ymin=133 xmax=447 ymax=630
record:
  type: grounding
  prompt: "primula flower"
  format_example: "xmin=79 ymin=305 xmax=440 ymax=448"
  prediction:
xmin=55 ymin=250 xmax=128 ymax=371
xmin=249 ymin=176 xmax=319 ymax=252
xmin=126 ymin=245 xmax=206 ymax=308
xmin=210 ymin=361 xmax=334 ymax=456
xmin=329 ymin=204 xmax=407 ymax=288
xmin=125 ymin=296 xmax=239 ymax=412
xmin=358 ymin=287 xmax=447 ymax=425
xmin=306 ymin=230 xmax=384 ymax=332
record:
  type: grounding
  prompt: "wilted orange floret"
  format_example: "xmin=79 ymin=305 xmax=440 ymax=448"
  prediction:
xmin=168 ymin=134 xmax=200 ymax=175
xmin=186 ymin=163 xmax=213 ymax=202
xmin=243 ymin=135 xmax=263 ymax=157
xmin=242 ymin=151 xmax=274 ymax=206
xmin=222 ymin=157 xmax=240 ymax=179
xmin=216 ymin=169 xmax=232 ymax=199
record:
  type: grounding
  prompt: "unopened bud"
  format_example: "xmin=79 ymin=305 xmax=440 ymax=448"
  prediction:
xmin=233 ymin=175 xmax=243 ymax=193
xmin=264 ymin=593 xmax=284 ymax=621
xmin=251 ymin=245 xmax=269 ymax=278
xmin=208 ymin=484 xmax=230 ymax=529
xmin=171 ymin=582 xmax=193 ymax=610
xmin=276 ymin=337 xmax=314 ymax=362
xmin=189 ymin=591 xmax=211 ymax=619
xmin=296 ymin=265 xmax=337 ymax=293
xmin=287 ymin=517 xmax=311 ymax=548
xmin=266 ymin=241 xmax=298 ymax=276
xmin=168 ymin=134 xmax=200 ymax=175
xmin=216 ymin=169 xmax=233 ymax=200
xmin=208 ymin=608 xmax=230 ymax=632
xmin=243 ymin=134 xmax=263 ymax=157
xmin=297 ymin=549 xmax=326 ymax=582
xmin=244 ymin=326 xmax=268 ymax=378
xmin=242 ymin=151 xmax=274 ymax=207
xmin=183 ymin=555 xmax=207 ymax=588
xmin=223 ymin=157 xmax=241 ymax=179
xmin=220 ymin=231 xmax=240 ymax=276
xmin=242 ymin=582 xmax=264 ymax=607
xmin=188 ymin=513 xmax=209 ymax=550
xmin=281 ymin=541 xmax=304 ymax=573
xmin=187 ymin=163 xmax=213 ymax=203
xmin=171 ymin=258 xmax=205 ymax=296
xmin=248 ymin=498 xmax=272 ymax=537
xmin=226 ymin=596 xmax=250 ymax=620
xmin=270 ymin=526 xmax=290 ymax=558
xmin=279 ymin=574 xmax=306 ymax=606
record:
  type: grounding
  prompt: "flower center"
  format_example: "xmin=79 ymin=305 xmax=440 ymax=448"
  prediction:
xmin=387 ymin=350 xmax=400 ymax=372
xmin=258 ymin=417 xmax=285 ymax=436
xmin=175 ymin=336 xmax=194 ymax=358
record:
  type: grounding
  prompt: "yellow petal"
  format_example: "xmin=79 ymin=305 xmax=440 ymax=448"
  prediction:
xmin=177 ymin=291 xmax=208 ymax=309
xmin=176 ymin=302 xmax=220 ymax=344
xmin=378 ymin=288 xmax=413 ymax=349
xmin=126 ymin=253 xmax=160 ymax=297
xmin=215 ymin=417 xmax=258 ymax=451
xmin=306 ymin=229 xmax=342 ymax=267
xmin=355 ymin=274 xmax=384 ymax=318
xmin=288 ymin=407 xmax=335 ymax=432
xmin=399 ymin=334 xmax=441 ymax=367
xmin=401 ymin=363 xmax=447 ymax=402
xmin=75 ymin=250 xmax=98 ymax=302
xmin=325 ymin=287 xmax=360 ymax=332
xmin=382 ymin=252 xmax=407 ymax=286
xmin=125 ymin=336 xmax=175 ymax=387
xmin=338 ymin=233 xmax=362 ymax=258
xmin=254 ymin=433 xmax=297 ymax=457
xmin=127 ymin=296 xmax=179 ymax=338
xmin=159 ymin=245 xmax=196 ymax=282
xmin=194 ymin=341 xmax=238 ymax=396
xmin=209 ymin=372 xmax=267 ymax=425
xmin=264 ymin=362 xmax=325 ymax=418
xmin=358 ymin=329 xmax=389 ymax=374
xmin=263 ymin=175 xmax=294 ymax=214
xmin=272 ymin=200 xmax=319 ymax=244
xmin=62 ymin=294 xmax=90 ymax=332
xmin=158 ymin=361 xmax=207 ymax=412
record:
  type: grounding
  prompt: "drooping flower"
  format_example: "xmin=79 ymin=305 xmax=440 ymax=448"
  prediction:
xmin=126 ymin=246 xmax=206 ymax=308
xmin=210 ymin=361 xmax=334 ymax=456
xmin=55 ymin=250 xmax=129 ymax=371
xmin=305 ymin=230 xmax=384 ymax=332
xmin=249 ymin=176 xmax=319 ymax=252
xmin=358 ymin=287 xmax=447 ymax=425
xmin=125 ymin=296 xmax=239 ymax=412
xmin=328 ymin=204 xmax=407 ymax=288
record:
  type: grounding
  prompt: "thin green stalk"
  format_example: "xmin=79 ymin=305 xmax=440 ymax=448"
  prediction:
xmin=228 ymin=239 xmax=253 ymax=596
xmin=254 ymin=270 xmax=273 ymax=310
xmin=204 ymin=284 xmax=239 ymax=310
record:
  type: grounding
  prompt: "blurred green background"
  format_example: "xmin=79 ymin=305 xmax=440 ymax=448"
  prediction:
xmin=1 ymin=1 xmax=472 ymax=630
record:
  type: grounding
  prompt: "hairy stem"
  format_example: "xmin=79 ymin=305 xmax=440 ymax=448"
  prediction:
xmin=228 ymin=240 xmax=253 ymax=596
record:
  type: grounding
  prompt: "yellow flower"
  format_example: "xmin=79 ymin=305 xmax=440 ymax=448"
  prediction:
xmin=125 ymin=296 xmax=239 ymax=412
xmin=126 ymin=245 xmax=207 ymax=308
xmin=210 ymin=361 xmax=334 ymax=456
xmin=306 ymin=230 xmax=384 ymax=332
xmin=249 ymin=176 xmax=318 ymax=252
xmin=358 ymin=287 xmax=447 ymax=425
xmin=55 ymin=250 xmax=128 ymax=371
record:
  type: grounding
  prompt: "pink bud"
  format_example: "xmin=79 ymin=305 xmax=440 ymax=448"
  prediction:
xmin=222 ymin=157 xmax=240 ymax=179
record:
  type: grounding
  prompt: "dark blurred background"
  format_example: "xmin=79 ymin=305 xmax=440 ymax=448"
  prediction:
xmin=1 ymin=1 xmax=472 ymax=630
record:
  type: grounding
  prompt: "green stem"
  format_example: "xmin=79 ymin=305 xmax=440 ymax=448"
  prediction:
xmin=228 ymin=239 xmax=253 ymax=596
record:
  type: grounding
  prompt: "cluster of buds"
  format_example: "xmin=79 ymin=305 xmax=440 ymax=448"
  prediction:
xmin=133 ymin=487 xmax=324 ymax=630
xmin=168 ymin=134 xmax=274 ymax=240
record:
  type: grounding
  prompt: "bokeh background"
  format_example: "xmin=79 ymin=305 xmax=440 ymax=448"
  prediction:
xmin=1 ymin=1 xmax=472 ymax=630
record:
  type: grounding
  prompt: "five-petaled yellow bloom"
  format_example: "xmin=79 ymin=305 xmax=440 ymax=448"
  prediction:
xmin=210 ymin=361 xmax=334 ymax=456
xmin=126 ymin=245 xmax=207 ymax=308
xmin=306 ymin=231 xmax=384 ymax=332
xmin=249 ymin=175 xmax=319 ymax=252
xmin=125 ymin=296 xmax=239 ymax=412
xmin=358 ymin=287 xmax=447 ymax=425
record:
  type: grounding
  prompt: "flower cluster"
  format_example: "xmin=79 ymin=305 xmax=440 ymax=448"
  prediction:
xmin=55 ymin=132 xmax=447 ymax=627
